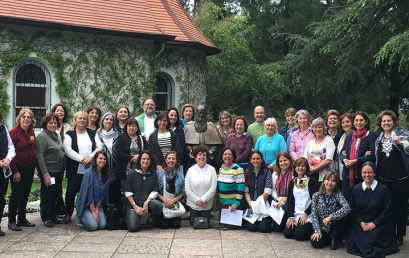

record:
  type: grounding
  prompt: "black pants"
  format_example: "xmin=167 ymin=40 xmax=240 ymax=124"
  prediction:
xmin=0 ymin=175 xmax=9 ymax=224
xmin=65 ymin=175 xmax=83 ymax=217
xmin=40 ymin=172 xmax=62 ymax=222
xmin=126 ymin=200 xmax=162 ymax=232
xmin=378 ymin=177 xmax=409 ymax=237
xmin=8 ymin=166 xmax=35 ymax=223
xmin=157 ymin=213 xmax=181 ymax=229
xmin=284 ymin=221 xmax=313 ymax=241
xmin=190 ymin=209 xmax=211 ymax=226
xmin=311 ymin=218 xmax=346 ymax=248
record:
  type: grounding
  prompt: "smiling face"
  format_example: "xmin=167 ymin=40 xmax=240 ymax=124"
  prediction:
xmin=362 ymin=165 xmax=375 ymax=185
xmin=286 ymin=113 xmax=295 ymax=126
xmin=168 ymin=110 xmax=178 ymax=126
xmin=75 ymin=114 xmax=88 ymax=129
xmin=235 ymin=119 xmax=245 ymax=135
xmin=140 ymin=153 xmax=151 ymax=170
xmin=313 ymin=125 xmax=324 ymax=138
xmin=127 ymin=123 xmax=138 ymax=136
xmin=250 ymin=153 xmax=263 ymax=169
xmin=254 ymin=106 xmax=265 ymax=123
xmin=183 ymin=107 xmax=194 ymax=122
xmin=55 ymin=106 xmax=65 ymax=122
xmin=221 ymin=115 xmax=231 ymax=127
xmin=195 ymin=151 xmax=208 ymax=166
xmin=157 ymin=117 xmax=169 ymax=130
xmin=96 ymin=153 xmax=107 ymax=169
xmin=295 ymin=163 xmax=307 ymax=178
xmin=327 ymin=115 xmax=338 ymax=130
xmin=88 ymin=109 xmax=99 ymax=124
xmin=143 ymin=99 xmax=155 ymax=116
xmin=103 ymin=115 xmax=114 ymax=131
xmin=381 ymin=115 xmax=394 ymax=133
xmin=165 ymin=153 xmax=177 ymax=170
xmin=20 ymin=112 xmax=32 ymax=130
xmin=354 ymin=114 xmax=367 ymax=132
xmin=341 ymin=116 xmax=352 ymax=133
xmin=222 ymin=149 xmax=234 ymax=166
xmin=297 ymin=113 xmax=309 ymax=128
xmin=324 ymin=175 xmax=337 ymax=193
xmin=117 ymin=108 xmax=129 ymax=122
xmin=265 ymin=122 xmax=275 ymax=135
xmin=279 ymin=156 xmax=290 ymax=172
xmin=47 ymin=117 xmax=58 ymax=133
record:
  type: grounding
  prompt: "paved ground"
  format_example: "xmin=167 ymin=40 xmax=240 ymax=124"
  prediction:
xmin=0 ymin=212 xmax=408 ymax=258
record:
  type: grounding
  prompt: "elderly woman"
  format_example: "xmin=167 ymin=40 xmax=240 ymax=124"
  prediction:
xmin=0 ymin=110 xmax=15 ymax=236
xmin=36 ymin=113 xmax=65 ymax=227
xmin=326 ymin=110 xmax=343 ymax=147
xmin=272 ymin=151 xmax=294 ymax=232
xmin=52 ymin=103 xmax=71 ymax=142
xmin=254 ymin=118 xmax=286 ymax=170
xmin=114 ymin=118 xmax=148 ymax=207
xmin=87 ymin=105 xmax=102 ymax=131
xmin=303 ymin=117 xmax=335 ymax=183
xmin=156 ymin=151 xmax=185 ymax=229
xmin=180 ymin=104 xmax=195 ymax=127
xmin=185 ymin=146 xmax=217 ymax=226
xmin=280 ymin=108 xmax=298 ymax=152
xmin=244 ymin=150 xmax=273 ymax=233
xmin=114 ymin=105 xmax=131 ymax=133
xmin=284 ymin=157 xmax=320 ymax=241
xmin=374 ymin=110 xmax=409 ymax=246
xmin=226 ymin=116 xmax=253 ymax=171
xmin=290 ymin=110 xmax=315 ymax=161
xmin=125 ymin=150 xmax=162 ymax=231
xmin=218 ymin=147 xmax=245 ymax=226
xmin=76 ymin=150 xmax=109 ymax=231
xmin=311 ymin=172 xmax=350 ymax=250
xmin=149 ymin=113 xmax=183 ymax=171
xmin=347 ymin=161 xmax=399 ymax=257
xmin=336 ymin=113 xmax=354 ymax=186
xmin=340 ymin=111 xmax=376 ymax=202
xmin=217 ymin=111 xmax=234 ymax=142
xmin=8 ymin=108 xmax=37 ymax=231
xmin=64 ymin=111 xmax=102 ymax=224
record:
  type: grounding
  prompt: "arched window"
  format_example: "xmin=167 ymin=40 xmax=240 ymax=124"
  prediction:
xmin=14 ymin=61 xmax=51 ymax=128
xmin=155 ymin=74 xmax=172 ymax=113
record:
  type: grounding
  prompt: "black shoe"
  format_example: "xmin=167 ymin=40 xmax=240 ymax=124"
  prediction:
xmin=330 ymin=238 xmax=340 ymax=250
xmin=8 ymin=222 xmax=22 ymax=231
xmin=0 ymin=228 xmax=5 ymax=236
xmin=17 ymin=219 xmax=36 ymax=227
xmin=44 ymin=220 xmax=53 ymax=228
xmin=397 ymin=236 xmax=403 ymax=246
xmin=52 ymin=218 xmax=62 ymax=224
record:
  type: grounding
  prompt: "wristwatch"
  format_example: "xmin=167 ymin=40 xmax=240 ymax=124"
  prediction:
xmin=132 ymin=202 xmax=136 ymax=206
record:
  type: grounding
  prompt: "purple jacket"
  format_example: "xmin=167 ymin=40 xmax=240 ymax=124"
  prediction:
xmin=226 ymin=133 xmax=253 ymax=164
xmin=290 ymin=127 xmax=315 ymax=160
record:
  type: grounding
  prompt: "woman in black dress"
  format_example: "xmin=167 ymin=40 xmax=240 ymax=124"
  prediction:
xmin=347 ymin=161 xmax=399 ymax=257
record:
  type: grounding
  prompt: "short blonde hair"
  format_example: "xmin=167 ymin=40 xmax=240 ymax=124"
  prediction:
xmin=16 ymin=108 xmax=36 ymax=129
xmin=311 ymin=117 xmax=327 ymax=135
xmin=265 ymin=117 xmax=278 ymax=134
xmin=72 ymin=111 xmax=88 ymax=128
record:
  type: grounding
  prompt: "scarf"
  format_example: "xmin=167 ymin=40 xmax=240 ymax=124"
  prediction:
xmin=45 ymin=128 xmax=61 ymax=144
xmin=349 ymin=128 xmax=368 ymax=188
xmin=164 ymin=167 xmax=177 ymax=193
xmin=101 ymin=128 xmax=115 ymax=139
xmin=275 ymin=169 xmax=292 ymax=197
xmin=293 ymin=176 xmax=309 ymax=190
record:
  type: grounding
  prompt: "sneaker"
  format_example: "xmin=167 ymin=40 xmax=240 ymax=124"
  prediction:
xmin=76 ymin=217 xmax=82 ymax=226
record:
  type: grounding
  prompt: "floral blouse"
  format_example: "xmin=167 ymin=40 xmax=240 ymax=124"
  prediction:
xmin=91 ymin=170 xmax=106 ymax=207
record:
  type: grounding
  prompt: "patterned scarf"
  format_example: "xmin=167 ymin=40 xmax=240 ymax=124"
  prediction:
xmin=164 ymin=167 xmax=177 ymax=193
xmin=293 ymin=176 xmax=309 ymax=190
xmin=349 ymin=128 xmax=368 ymax=188
xmin=275 ymin=169 xmax=292 ymax=197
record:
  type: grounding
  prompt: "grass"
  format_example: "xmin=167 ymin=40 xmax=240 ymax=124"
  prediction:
xmin=6 ymin=176 xmax=68 ymax=197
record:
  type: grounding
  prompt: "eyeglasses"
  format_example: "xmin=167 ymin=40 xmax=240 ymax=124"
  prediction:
xmin=22 ymin=116 xmax=31 ymax=119
xmin=362 ymin=171 xmax=374 ymax=175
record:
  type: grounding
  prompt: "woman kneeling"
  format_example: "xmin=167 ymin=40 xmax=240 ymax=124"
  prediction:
xmin=75 ymin=150 xmax=109 ymax=231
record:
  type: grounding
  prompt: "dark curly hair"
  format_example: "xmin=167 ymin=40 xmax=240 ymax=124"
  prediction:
xmin=40 ymin=113 xmax=61 ymax=130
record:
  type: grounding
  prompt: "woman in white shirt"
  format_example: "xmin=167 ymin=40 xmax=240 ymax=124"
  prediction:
xmin=63 ymin=111 xmax=102 ymax=224
xmin=185 ymin=146 xmax=217 ymax=226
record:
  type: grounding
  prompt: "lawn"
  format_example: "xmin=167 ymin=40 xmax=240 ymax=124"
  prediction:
xmin=6 ymin=176 xmax=68 ymax=197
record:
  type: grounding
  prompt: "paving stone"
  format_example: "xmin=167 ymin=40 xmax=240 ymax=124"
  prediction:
xmin=0 ymin=241 xmax=15 ymax=252
xmin=0 ymin=250 xmax=58 ymax=258
xmin=117 ymin=243 xmax=170 ymax=254
xmin=221 ymin=230 xmax=269 ymax=241
xmin=222 ymin=248 xmax=277 ymax=258
xmin=222 ymin=239 xmax=272 ymax=249
xmin=172 ymin=239 xmax=221 ymax=247
xmin=7 ymin=242 xmax=65 ymax=252
xmin=70 ymin=235 xmax=124 ymax=244
xmin=174 ymin=228 xmax=221 ymax=240
xmin=125 ymin=228 xmax=175 ymax=239
xmin=19 ymin=233 xmax=76 ymax=243
xmin=77 ymin=229 xmax=127 ymax=237
xmin=62 ymin=243 xmax=118 ymax=253
xmin=270 ymin=240 xmax=315 ymax=250
xmin=275 ymin=249 xmax=330 ymax=257
xmin=169 ymin=246 xmax=222 ymax=256
xmin=55 ymin=252 xmax=113 ymax=258
xmin=113 ymin=254 xmax=168 ymax=258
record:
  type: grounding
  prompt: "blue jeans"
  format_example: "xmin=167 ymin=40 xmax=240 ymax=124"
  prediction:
xmin=80 ymin=207 xmax=106 ymax=231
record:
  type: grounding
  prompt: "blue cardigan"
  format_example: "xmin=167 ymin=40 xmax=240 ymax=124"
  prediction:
xmin=279 ymin=124 xmax=298 ymax=151
xmin=157 ymin=170 xmax=185 ymax=196
xmin=339 ymin=131 xmax=376 ymax=180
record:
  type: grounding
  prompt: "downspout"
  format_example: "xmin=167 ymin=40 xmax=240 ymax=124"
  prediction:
xmin=155 ymin=43 xmax=165 ymax=58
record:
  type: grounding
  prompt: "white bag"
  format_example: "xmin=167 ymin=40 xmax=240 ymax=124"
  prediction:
xmin=162 ymin=173 xmax=186 ymax=219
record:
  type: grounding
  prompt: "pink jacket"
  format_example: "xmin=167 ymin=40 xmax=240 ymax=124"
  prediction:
xmin=290 ymin=127 xmax=315 ymax=160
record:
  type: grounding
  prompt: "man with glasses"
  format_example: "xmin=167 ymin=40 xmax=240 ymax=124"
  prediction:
xmin=136 ymin=98 xmax=157 ymax=143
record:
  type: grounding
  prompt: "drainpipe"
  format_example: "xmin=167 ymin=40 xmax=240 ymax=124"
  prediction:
xmin=155 ymin=43 xmax=165 ymax=58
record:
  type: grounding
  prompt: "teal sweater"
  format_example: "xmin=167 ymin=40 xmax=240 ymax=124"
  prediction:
xmin=217 ymin=164 xmax=245 ymax=207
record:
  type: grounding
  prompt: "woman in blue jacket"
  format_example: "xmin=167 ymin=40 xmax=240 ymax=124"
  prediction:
xmin=339 ymin=111 xmax=376 ymax=202
xmin=76 ymin=150 xmax=109 ymax=231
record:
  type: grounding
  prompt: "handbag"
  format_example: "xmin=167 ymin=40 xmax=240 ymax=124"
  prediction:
xmin=105 ymin=205 xmax=127 ymax=230
xmin=162 ymin=173 xmax=186 ymax=219
xmin=192 ymin=217 xmax=209 ymax=229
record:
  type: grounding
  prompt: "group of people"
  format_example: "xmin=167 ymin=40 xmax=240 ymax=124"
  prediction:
xmin=0 ymin=101 xmax=407 ymax=257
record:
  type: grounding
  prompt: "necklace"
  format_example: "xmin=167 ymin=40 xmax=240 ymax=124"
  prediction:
xmin=266 ymin=135 xmax=274 ymax=146
xmin=324 ymin=194 xmax=332 ymax=206
xmin=158 ymin=131 xmax=167 ymax=139
xmin=381 ymin=136 xmax=393 ymax=158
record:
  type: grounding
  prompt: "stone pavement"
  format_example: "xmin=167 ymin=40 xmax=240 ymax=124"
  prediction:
xmin=0 ymin=212 xmax=408 ymax=258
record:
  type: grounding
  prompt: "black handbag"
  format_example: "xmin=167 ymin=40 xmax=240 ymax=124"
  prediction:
xmin=192 ymin=217 xmax=209 ymax=229
xmin=105 ymin=205 xmax=127 ymax=230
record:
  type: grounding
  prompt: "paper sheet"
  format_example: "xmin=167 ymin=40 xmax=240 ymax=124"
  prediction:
xmin=50 ymin=177 xmax=56 ymax=185
xmin=220 ymin=208 xmax=243 ymax=226
xmin=268 ymin=205 xmax=285 ymax=224
xmin=242 ymin=209 xmax=260 ymax=224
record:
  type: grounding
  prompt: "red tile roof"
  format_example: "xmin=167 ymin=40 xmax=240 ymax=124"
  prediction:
xmin=0 ymin=0 xmax=220 ymax=55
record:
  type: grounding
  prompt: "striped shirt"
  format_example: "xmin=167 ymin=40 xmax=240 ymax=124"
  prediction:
xmin=217 ymin=164 xmax=245 ymax=207
xmin=157 ymin=131 xmax=172 ymax=159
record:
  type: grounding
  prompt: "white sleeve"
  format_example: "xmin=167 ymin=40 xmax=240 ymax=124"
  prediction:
xmin=325 ymin=139 xmax=336 ymax=160
xmin=90 ymin=133 xmax=103 ymax=157
xmin=271 ymin=173 xmax=280 ymax=202
xmin=184 ymin=169 xmax=199 ymax=202
xmin=64 ymin=134 xmax=83 ymax=162
xmin=5 ymin=126 xmax=15 ymax=161
xmin=201 ymin=167 xmax=218 ymax=204
xmin=125 ymin=192 xmax=133 ymax=197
